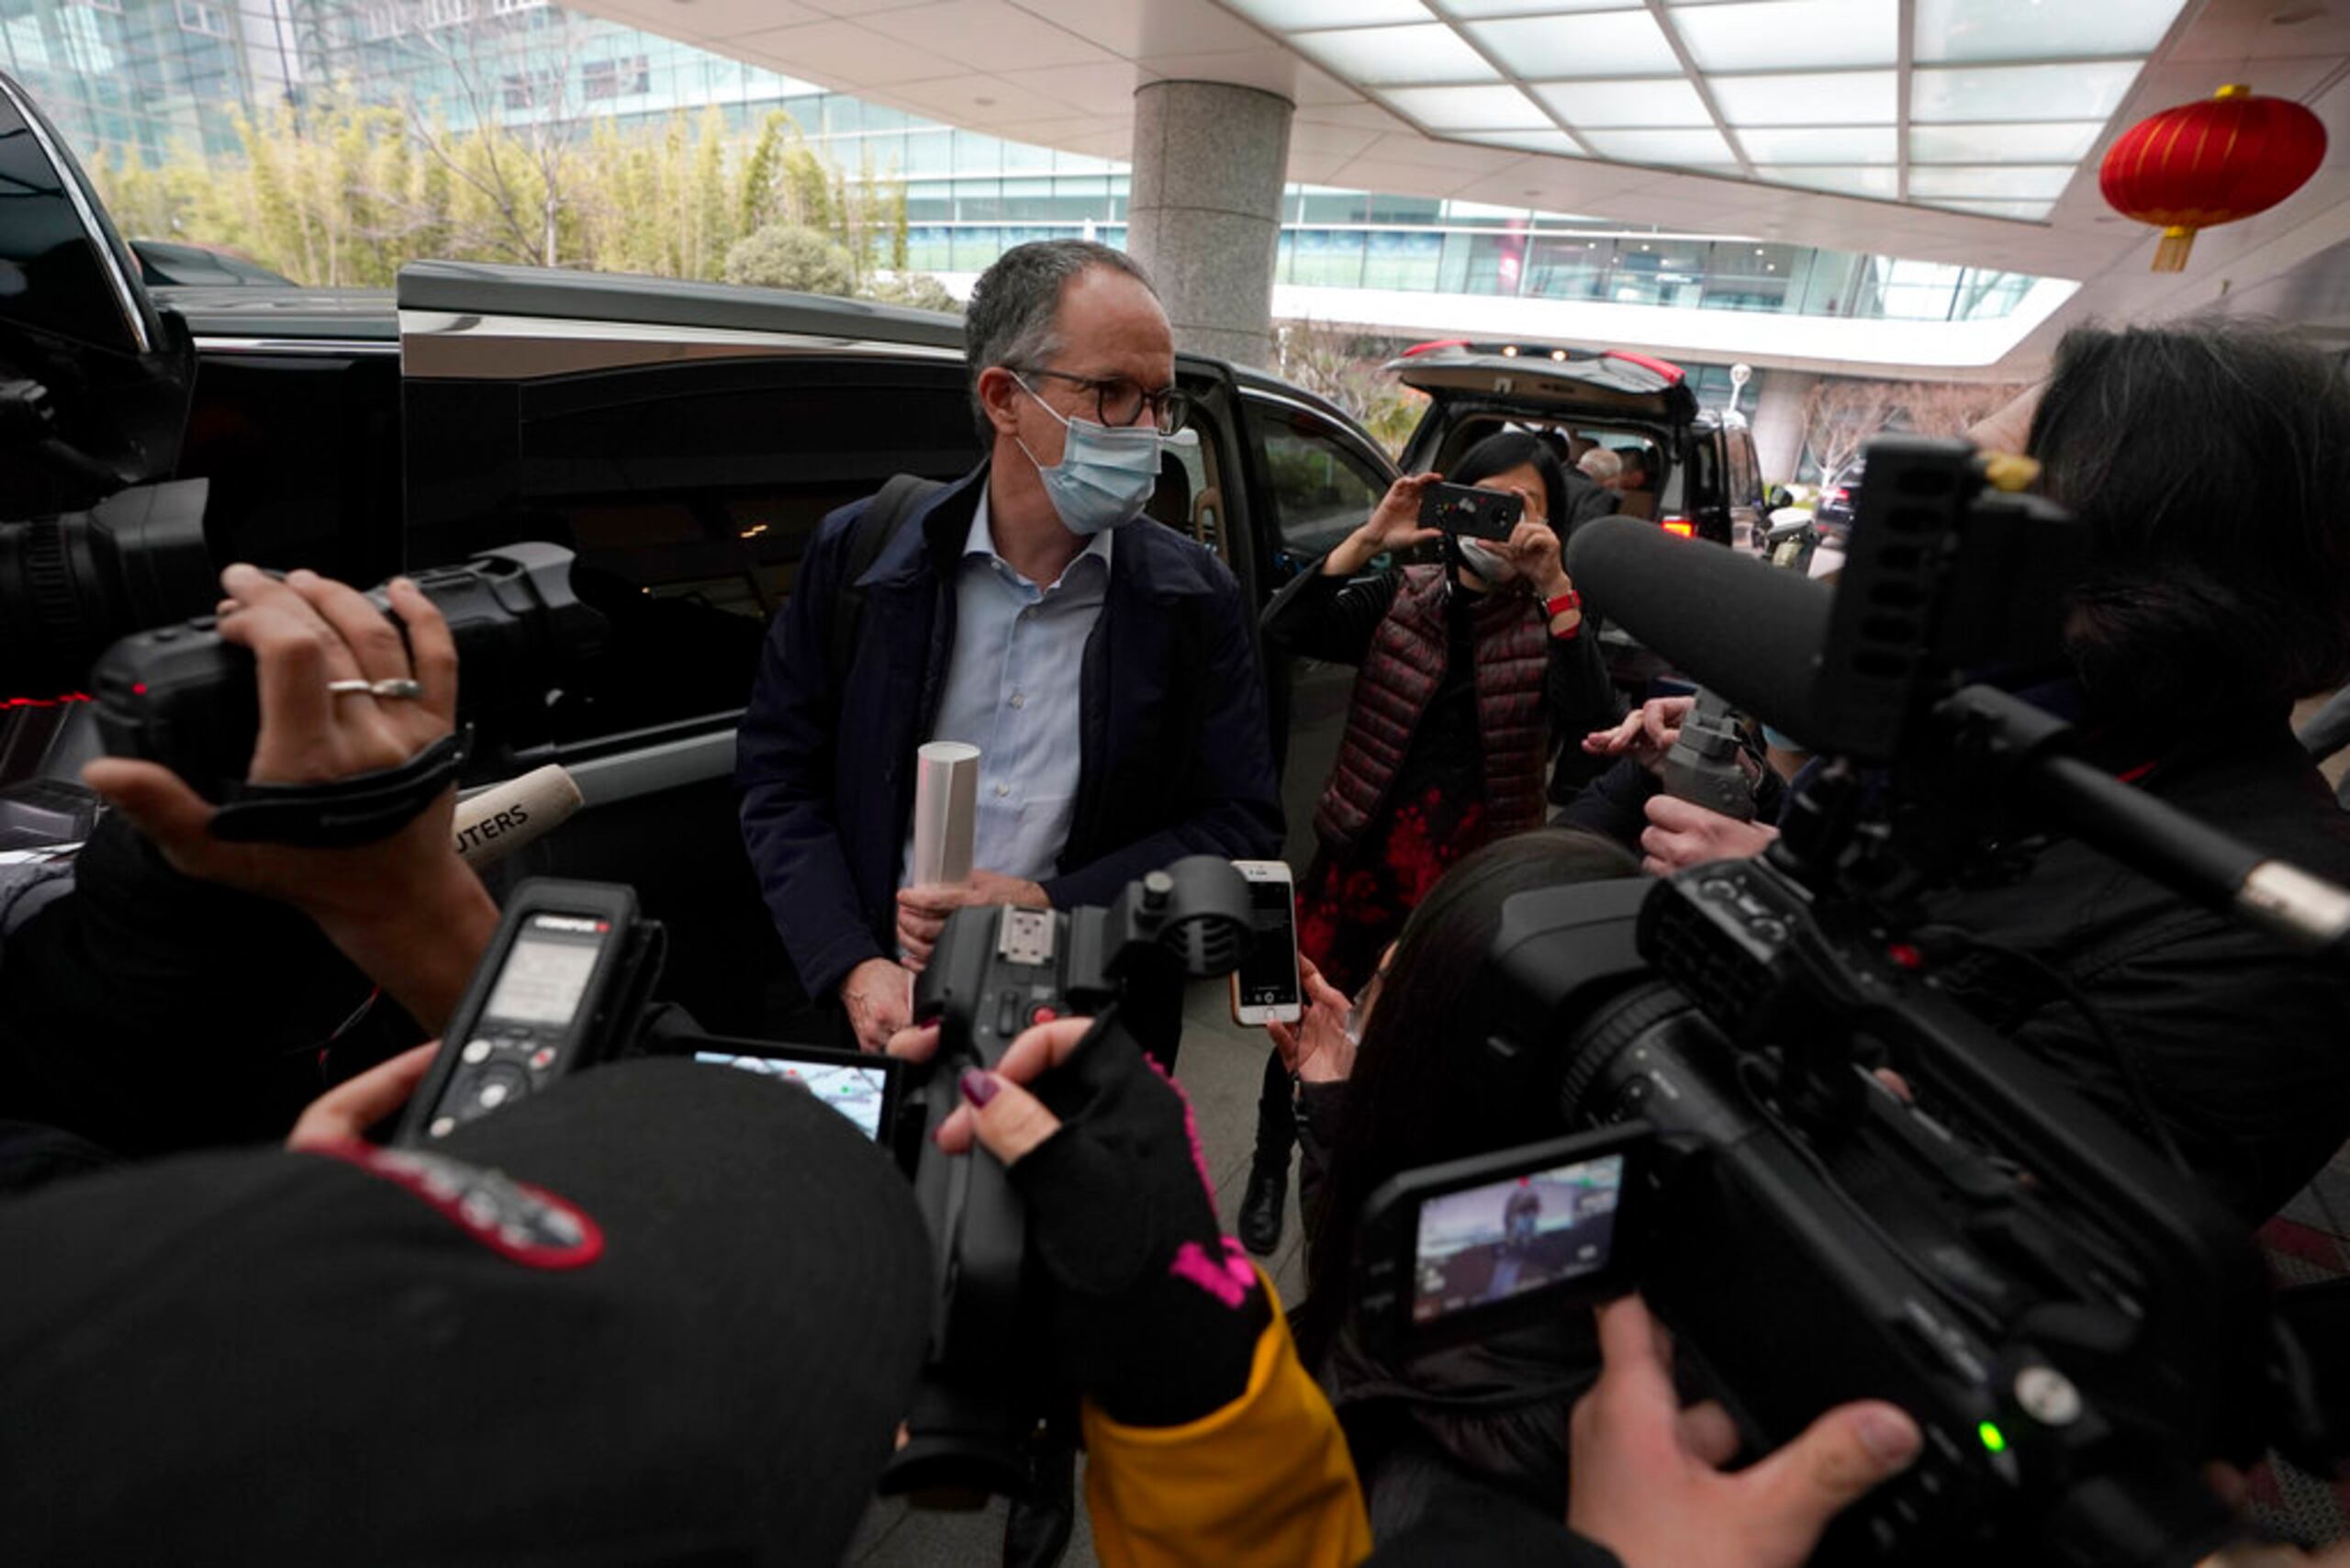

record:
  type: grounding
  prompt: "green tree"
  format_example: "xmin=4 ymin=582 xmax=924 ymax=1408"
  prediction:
xmin=862 ymin=272 xmax=960 ymax=313
xmin=723 ymin=223 xmax=859 ymax=297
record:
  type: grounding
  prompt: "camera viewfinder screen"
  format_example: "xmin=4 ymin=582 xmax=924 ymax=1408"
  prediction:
xmin=1412 ymin=1153 xmax=1624 ymax=1323
xmin=482 ymin=928 xmax=603 ymax=1028
xmin=695 ymin=1053 xmax=891 ymax=1142
xmin=1235 ymin=875 xmax=1301 ymax=1011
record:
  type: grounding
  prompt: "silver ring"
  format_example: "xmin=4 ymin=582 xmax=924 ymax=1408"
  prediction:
xmin=326 ymin=678 xmax=424 ymax=700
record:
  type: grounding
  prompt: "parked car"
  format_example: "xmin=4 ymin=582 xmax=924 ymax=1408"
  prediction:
xmin=1385 ymin=341 xmax=1767 ymax=551
xmin=1812 ymin=455 xmax=1863 ymax=551
xmin=0 ymin=70 xmax=1396 ymax=1033
xmin=130 ymin=240 xmax=297 ymax=288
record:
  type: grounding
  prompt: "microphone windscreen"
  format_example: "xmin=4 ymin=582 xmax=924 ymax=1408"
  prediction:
xmin=1566 ymin=518 xmax=1832 ymax=748
xmin=453 ymin=765 xmax=585 ymax=869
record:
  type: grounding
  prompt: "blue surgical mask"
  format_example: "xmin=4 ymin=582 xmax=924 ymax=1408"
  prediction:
xmin=1013 ymin=375 xmax=1161 ymax=536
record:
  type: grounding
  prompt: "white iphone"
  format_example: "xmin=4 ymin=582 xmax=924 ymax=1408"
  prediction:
xmin=1229 ymin=859 xmax=1304 ymax=1026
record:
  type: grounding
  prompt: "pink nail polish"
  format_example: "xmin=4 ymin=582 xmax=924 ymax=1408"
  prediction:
xmin=959 ymin=1069 xmax=999 ymax=1108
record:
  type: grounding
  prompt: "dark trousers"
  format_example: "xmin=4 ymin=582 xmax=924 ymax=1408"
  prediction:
xmin=1251 ymin=1047 xmax=1296 ymax=1170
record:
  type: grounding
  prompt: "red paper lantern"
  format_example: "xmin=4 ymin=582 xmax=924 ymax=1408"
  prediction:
xmin=2099 ymin=84 xmax=2327 ymax=272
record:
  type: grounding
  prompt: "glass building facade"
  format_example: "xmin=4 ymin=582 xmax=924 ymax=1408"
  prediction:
xmin=1 ymin=0 xmax=2046 ymax=325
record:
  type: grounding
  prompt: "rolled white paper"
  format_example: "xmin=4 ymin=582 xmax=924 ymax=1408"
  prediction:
xmin=911 ymin=741 xmax=980 ymax=888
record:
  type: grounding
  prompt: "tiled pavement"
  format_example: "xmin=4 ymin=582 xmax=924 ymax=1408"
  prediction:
xmin=848 ymin=981 xmax=1305 ymax=1568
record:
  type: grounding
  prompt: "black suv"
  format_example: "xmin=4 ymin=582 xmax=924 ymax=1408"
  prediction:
xmin=1386 ymin=341 xmax=1766 ymax=551
xmin=0 ymin=71 xmax=1400 ymax=1032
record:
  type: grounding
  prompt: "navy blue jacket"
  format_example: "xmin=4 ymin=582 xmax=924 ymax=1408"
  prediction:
xmin=736 ymin=465 xmax=1284 ymax=1002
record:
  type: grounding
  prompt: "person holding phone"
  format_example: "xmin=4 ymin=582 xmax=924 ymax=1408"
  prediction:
xmin=1236 ymin=432 xmax=1623 ymax=1257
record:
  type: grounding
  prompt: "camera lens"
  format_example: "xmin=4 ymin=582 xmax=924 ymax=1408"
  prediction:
xmin=0 ymin=483 xmax=215 ymax=696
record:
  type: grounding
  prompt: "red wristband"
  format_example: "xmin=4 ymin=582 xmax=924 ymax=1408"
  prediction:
xmin=1545 ymin=589 xmax=1582 ymax=618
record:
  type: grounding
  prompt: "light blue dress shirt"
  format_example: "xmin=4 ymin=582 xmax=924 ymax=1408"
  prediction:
xmin=903 ymin=486 xmax=1113 ymax=888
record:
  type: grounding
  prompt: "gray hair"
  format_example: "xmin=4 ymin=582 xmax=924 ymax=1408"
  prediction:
xmin=1577 ymin=447 xmax=1622 ymax=484
xmin=964 ymin=240 xmax=1156 ymax=441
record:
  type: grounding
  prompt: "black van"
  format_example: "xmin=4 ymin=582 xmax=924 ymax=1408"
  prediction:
xmin=0 ymin=69 xmax=1403 ymax=1032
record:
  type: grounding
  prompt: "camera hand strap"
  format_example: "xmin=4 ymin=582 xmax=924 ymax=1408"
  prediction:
xmin=208 ymin=730 xmax=472 ymax=848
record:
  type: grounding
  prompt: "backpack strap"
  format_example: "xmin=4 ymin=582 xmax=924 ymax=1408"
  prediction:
xmin=828 ymin=473 xmax=945 ymax=688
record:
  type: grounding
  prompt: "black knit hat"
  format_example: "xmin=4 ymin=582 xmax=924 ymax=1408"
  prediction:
xmin=0 ymin=1059 xmax=931 ymax=1565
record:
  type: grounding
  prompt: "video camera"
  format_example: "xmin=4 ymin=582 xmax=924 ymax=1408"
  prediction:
xmin=87 ymin=543 xmax=608 ymax=807
xmin=1352 ymin=438 xmax=2344 ymax=1566
xmin=882 ymin=856 xmax=1252 ymax=1502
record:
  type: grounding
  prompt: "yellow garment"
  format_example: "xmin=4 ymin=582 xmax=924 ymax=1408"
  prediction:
xmin=1082 ymin=1277 xmax=1373 ymax=1568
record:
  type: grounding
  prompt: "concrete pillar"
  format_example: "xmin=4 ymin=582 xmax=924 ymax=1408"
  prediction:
xmin=1749 ymin=369 xmax=1818 ymax=487
xmin=1125 ymin=80 xmax=1292 ymax=368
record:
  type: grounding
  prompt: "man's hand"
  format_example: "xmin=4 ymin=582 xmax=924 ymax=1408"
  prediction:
xmin=1266 ymin=958 xmax=1357 ymax=1085
xmin=1639 ymin=794 xmax=1780 ymax=877
xmin=81 ymin=566 xmax=498 ymax=1032
xmin=894 ymin=868 xmax=1049 ymax=970
xmin=1583 ymin=695 xmax=1695 ymax=775
xmin=285 ymin=1042 xmax=439 ymax=1149
xmin=1568 ymin=1294 xmax=1920 ymax=1568
xmin=843 ymin=957 xmax=916 ymax=1054
xmin=1324 ymin=471 xmax=1443 ymax=577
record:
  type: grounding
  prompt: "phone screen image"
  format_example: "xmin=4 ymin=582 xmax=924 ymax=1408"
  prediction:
xmin=1235 ymin=874 xmax=1301 ymax=1012
xmin=1411 ymin=1152 xmax=1625 ymax=1324
xmin=695 ymin=1052 xmax=892 ymax=1142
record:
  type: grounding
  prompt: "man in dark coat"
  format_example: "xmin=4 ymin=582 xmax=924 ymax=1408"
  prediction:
xmin=737 ymin=240 xmax=1281 ymax=1052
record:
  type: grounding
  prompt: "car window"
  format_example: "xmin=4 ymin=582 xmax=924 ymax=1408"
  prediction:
xmin=403 ymin=356 xmax=981 ymax=747
xmin=1246 ymin=398 xmax=1387 ymax=569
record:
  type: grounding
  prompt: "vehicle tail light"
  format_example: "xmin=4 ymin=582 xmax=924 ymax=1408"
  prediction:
xmin=1662 ymin=517 xmax=1696 ymax=538
xmin=1831 ymin=487 xmax=1851 ymax=504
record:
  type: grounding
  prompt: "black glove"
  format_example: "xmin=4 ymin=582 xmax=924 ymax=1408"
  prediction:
xmin=1003 ymin=1009 xmax=1272 ymax=1428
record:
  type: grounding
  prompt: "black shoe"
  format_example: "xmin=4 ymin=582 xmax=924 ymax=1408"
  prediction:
xmin=1239 ymin=1159 xmax=1287 ymax=1256
xmin=1002 ymin=1433 xmax=1076 ymax=1568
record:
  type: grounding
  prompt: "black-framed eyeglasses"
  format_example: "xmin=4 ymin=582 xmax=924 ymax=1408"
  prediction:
xmin=1014 ymin=366 xmax=1192 ymax=436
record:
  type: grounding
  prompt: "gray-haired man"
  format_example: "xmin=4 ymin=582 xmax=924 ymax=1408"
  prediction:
xmin=736 ymin=241 xmax=1283 ymax=1055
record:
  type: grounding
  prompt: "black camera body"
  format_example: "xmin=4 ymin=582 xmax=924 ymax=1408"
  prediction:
xmin=88 ymin=543 xmax=606 ymax=800
xmin=885 ymin=857 xmax=1251 ymax=1503
xmin=1452 ymin=858 xmax=2272 ymax=1566
xmin=1419 ymin=481 xmax=1522 ymax=542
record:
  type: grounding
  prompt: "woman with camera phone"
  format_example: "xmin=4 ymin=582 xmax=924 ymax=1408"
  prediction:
xmin=1237 ymin=433 xmax=1622 ymax=1257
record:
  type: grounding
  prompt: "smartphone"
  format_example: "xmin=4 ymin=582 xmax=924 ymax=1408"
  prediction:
xmin=687 ymin=1036 xmax=905 ymax=1145
xmin=1229 ymin=859 xmax=1303 ymax=1026
xmin=1418 ymin=481 xmax=1523 ymax=542
xmin=1354 ymin=1124 xmax=1651 ymax=1357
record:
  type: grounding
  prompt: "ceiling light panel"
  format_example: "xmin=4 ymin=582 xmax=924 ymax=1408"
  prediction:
xmin=1458 ymin=128 xmax=1588 ymax=154
xmin=1908 ymin=120 xmax=2103 ymax=162
xmin=1577 ymin=126 xmax=1739 ymax=164
xmin=1291 ymin=23 xmax=1498 ymax=84
xmin=1707 ymin=70 xmax=1896 ymax=124
xmin=1910 ymin=62 xmax=2142 ymax=122
xmin=1907 ymin=163 xmax=2076 ymax=198
xmin=1463 ymin=10 xmax=1683 ymax=77
xmin=1736 ymin=125 xmax=1896 ymax=163
xmin=1911 ymin=0 xmax=2188 ymax=65
xmin=1382 ymin=84 xmax=1553 ymax=129
xmin=1533 ymin=77 xmax=1713 ymax=128
xmin=1670 ymin=0 xmax=1899 ymax=72
xmin=1753 ymin=164 xmax=1900 ymax=196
